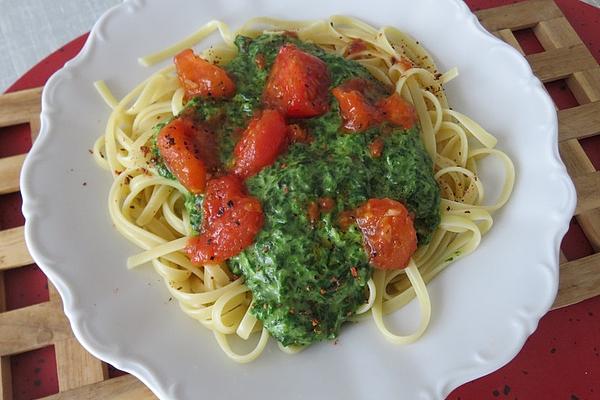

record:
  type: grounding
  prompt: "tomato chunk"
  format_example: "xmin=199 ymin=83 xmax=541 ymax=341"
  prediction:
xmin=174 ymin=49 xmax=235 ymax=99
xmin=157 ymin=117 xmax=218 ymax=194
xmin=378 ymin=93 xmax=417 ymax=129
xmin=263 ymin=44 xmax=330 ymax=118
xmin=233 ymin=109 xmax=288 ymax=179
xmin=332 ymin=86 xmax=380 ymax=132
xmin=355 ymin=198 xmax=417 ymax=269
xmin=185 ymin=175 xmax=264 ymax=264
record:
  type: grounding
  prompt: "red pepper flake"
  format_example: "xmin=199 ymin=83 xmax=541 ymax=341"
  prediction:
xmin=255 ymin=53 xmax=266 ymax=69
xmin=350 ymin=266 xmax=358 ymax=278
xmin=282 ymin=30 xmax=299 ymax=38
xmin=368 ymin=137 xmax=384 ymax=158
xmin=140 ymin=145 xmax=150 ymax=157
xmin=330 ymin=276 xmax=340 ymax=290
xmin=337 ymin=210 xmax=356 ymax=231
xmin=307 ymin=201 xmax=319 ymax=226
xmin=165 ymin=134 xmax=176 ymax=146
xmin=318 ymin=197 xmax=335 ymax=212
xmin=287 ymin=124 xmax=314 ymax=144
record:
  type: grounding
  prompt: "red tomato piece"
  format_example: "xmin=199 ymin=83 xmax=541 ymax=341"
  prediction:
xmin=263 ymin=44 xmax=331 ymax=118
xmin=156 ymin=117 xmax=218 ymax=194
xmin=355 ymin=198 xmax=417 ymax=270
xmin=174 ymin=49 xmax=236 ymax=99
xmin=332 ymin=86 xmax=380 ymax=132
xmin=185 ymin=175 xmax=264 ymax=264
xmin=233 ymin=109 xmax=288 ymax=179
xmin=201 ymin=175 xmax=245 ymax=225
xmin=378 ymin=93 xmax=417 ymax=129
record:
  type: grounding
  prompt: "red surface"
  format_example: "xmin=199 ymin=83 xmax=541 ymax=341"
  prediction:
xmin=9 ymin=347 xmax=58 ymax=400
xmin=1 ymin=1 xmax=599 ymax=399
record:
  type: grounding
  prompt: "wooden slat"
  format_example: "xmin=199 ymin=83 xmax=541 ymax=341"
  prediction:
xmin=475 ymin=0 xmax=562 ymax=31
xmin=494 ymin=29 xmax=525 ymax=55
xmin=577 ymin=210 xmax=600 ymax=252
xmin=55 ymin=338 xmax=107 ymax=391
xmin=0 ymin=88 xmax=42 ymax=128
xmin=49 ymin=282 xmax=61 ymax=302
xmin=526 ymin=44 xmax=598 ymax=82
xmin=0 ymin=274 xmax=12 ymax=400
xmin=531 ymin=9 xmax=600 ymax=251
xmin=568 ymin=69 xmax=600 ymax=104
xmin=573 ymin=171 xmax=600 ymax=215
xmin=559 ymin=140 xmax=596 ymax=176
xmin=558 ymin=101 xmax=600 ymax=141
xmin=0 ymin=357 xmax=11 ymax=400
xmin=563 ymin=75 xmax=600 ymax=251
xmin=0 ymin=273 xmax=6 ymax=316
xmin=41 ymin=374 xmax=155 ymax=400
xmin=0 ymin=226 xmax=33 ymax=270
xmin=0 ymin=302 xmax=71 ymax=356
xmin=559 ymin=251 xmax=567 ymax=263
xmin=560 ymin=138 xmax=600 ymax=250
xmin=0 ymin=154 xmax=25 ymax=195
xmin=534 ymin=17 xmax=580 ymax=49
xmin=553 ymin=253 xmax=600 ymax=309
xmin=30 ymin=114 xmax=41 ymax=141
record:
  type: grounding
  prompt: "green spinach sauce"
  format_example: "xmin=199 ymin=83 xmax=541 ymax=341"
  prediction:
xmin=152 ymin=33 xmax=440 ymax=346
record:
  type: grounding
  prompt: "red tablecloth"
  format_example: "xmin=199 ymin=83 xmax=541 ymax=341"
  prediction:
xmin=1 ymin=1 xmax=599 ymax=399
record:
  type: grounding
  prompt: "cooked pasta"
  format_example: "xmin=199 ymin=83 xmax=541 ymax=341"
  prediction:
xmin=94 ymin=16 xmax=514 ymax=362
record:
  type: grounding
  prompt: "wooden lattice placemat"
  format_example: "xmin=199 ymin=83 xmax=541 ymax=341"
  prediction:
xmin=0 ymin=0 xmax=599 ymax=398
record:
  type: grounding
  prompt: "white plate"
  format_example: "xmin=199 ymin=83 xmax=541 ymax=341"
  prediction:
xmin=21 ymin=0 xmax=576 ymax=398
